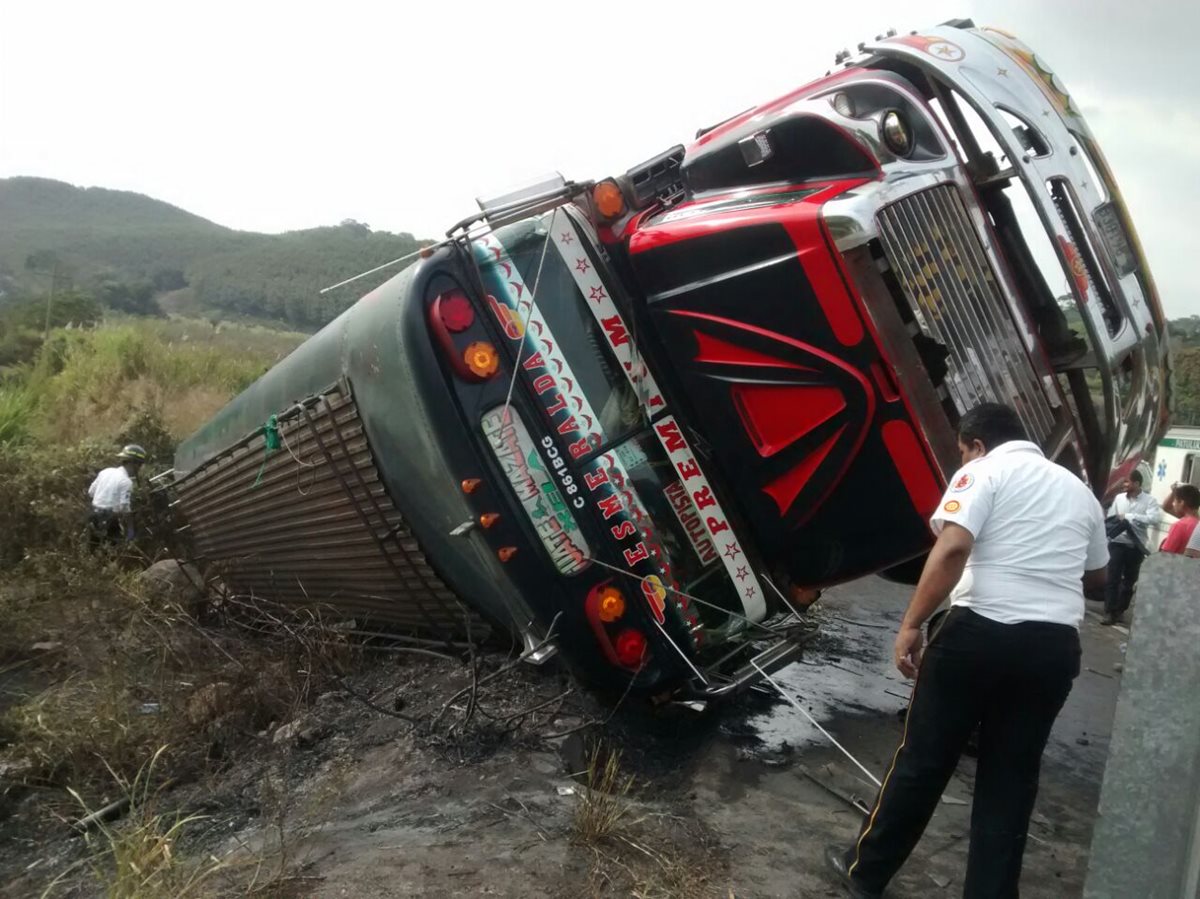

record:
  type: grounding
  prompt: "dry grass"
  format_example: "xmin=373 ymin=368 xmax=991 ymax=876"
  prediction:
xmin=572 ymin=746 xmax=728 ymax=898
xmin=0 ymin=554 xmax=360 ymax=807
xmin=43 ymin=747 xmax=225 ymax=899
xmin=573 ymin=745 xmax=640 ymax=846
xmin=0 ymin=316 xmax=348 ymax=894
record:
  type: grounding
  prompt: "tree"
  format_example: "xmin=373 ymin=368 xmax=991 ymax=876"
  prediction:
xmin=1173 ymin=347 xmax=1200 ymax=424
xmin=94 ymin=279 xmax=160 ymax=316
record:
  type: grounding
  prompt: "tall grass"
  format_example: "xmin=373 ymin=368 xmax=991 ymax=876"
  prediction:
xmin=34 ymin=324 xmax=270 ymax=402
xmin=8 ymin=318 xmax=301 ymax=447
xmin=0 ymin=384 xmax=35 ymax=446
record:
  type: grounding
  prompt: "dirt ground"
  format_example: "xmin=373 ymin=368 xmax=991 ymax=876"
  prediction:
xmin=1 ymin=575 xmax=1125 ymax=898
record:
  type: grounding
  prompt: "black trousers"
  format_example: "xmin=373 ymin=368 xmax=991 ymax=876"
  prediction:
xmin=845 ymin=608 xmax=1080 ymax=898
xmin=87 ymin=509 xmax=123 ymax=549
xmin=1104 ymin=542 xmax=1144 ymax=619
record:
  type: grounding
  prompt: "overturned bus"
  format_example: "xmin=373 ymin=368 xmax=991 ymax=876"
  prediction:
xmin=173 ymin=21 xmax=1170 ymax=697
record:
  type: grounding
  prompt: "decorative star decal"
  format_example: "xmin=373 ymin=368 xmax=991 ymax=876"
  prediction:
xmin=560 ymin=232 xmax=574 ymax=245
xmin=997 ymin=67 xmax=1008 ymax=77
xmin=1043 ymin=109 xmax=1052 ymax=117
xmin=723 ymin=543 xmax=742 ymax=561
xmin=735 ymin=565 xmax=749 ymax=582
xmin=589 ymin=285 xmax=607 ymax=302
xmin=575 ymin=258 xmax=591 ymax=274
xmin=744 ymin=585 xmax=757 ymax=600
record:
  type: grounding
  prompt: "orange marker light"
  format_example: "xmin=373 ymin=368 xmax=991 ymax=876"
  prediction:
xmin=464 ymin=341 xmax=499 ymax=379
xmin=461 ymin=478 xmax=482 ymax=494
xmin=597 ymin=587 xmax=626 ymax=623
xmin=592 ymin=179 xmax=626 ymax=219
xmin=497 ymin=546 xmax=518 ymax=562
xmin=480 ymin=512 xmax=500 ymax=529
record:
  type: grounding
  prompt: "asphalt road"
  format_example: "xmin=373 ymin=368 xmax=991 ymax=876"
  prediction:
xmin=691 ymin=575 xmax=1124 ymax=898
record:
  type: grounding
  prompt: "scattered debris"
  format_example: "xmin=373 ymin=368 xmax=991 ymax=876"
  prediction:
xmin=799 ymin=765 xmax=870 ymax=816
xmin=273 ymin=719 xmax=305 ymax=745
xmin=72 ymin=797 xmax=130 ymax=833
xmin=185 ymin=682 xmax=234 ymax=726
xmin=930 ymin=872 xmax=953 ymax=888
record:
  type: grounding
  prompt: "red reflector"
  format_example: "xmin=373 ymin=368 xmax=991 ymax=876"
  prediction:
xmin=614 ymin=629 xmax=647 ymax=668
xmin=439 ymin=293 xmax=475 ymax=332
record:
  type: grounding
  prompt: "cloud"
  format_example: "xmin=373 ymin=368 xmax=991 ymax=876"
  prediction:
xmin=1 ymin=0 xmax=1195 ymax=316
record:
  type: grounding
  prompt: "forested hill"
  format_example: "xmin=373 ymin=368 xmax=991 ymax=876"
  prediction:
xmin=0 ymin=177 xmax=427 ymax=329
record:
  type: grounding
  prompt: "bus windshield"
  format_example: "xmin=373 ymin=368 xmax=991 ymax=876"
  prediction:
xmin=473 ymin=209 xmax=749 ymax=633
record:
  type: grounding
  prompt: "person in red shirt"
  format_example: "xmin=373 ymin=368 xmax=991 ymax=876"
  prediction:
xmin=1160 ymin=483 xmax=1200 ymax=557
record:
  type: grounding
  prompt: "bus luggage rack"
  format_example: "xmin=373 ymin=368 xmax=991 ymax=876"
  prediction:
xmin=173 ymin=380 xmax=480 ymax=639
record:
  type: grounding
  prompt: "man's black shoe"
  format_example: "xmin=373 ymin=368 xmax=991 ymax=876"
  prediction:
xmin=1100 ymin=615 xmax=1121 ymax=626
xmin=824 ymin=846 xmax=881 ymax=898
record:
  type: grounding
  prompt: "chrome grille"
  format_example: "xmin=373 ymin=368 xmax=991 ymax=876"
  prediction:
xmin=876 ymin=184 xmax=1055 ymax=442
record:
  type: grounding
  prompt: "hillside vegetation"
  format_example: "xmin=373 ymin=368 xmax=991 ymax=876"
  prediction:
xmin=0 ymin=177 xmax=427 ymax=329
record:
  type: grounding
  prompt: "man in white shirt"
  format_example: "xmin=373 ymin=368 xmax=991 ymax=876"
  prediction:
xmin=1102 ymin=470 xmax=1159 ymax=625
xmin=87 ymin=444 xmax=146 ymax=547
xmin=825 ymin=403 xmax=1107 ymax=899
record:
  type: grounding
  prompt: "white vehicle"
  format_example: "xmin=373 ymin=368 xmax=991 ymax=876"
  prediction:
xmin=1145 ymin=426 xmax=1200 ymax=549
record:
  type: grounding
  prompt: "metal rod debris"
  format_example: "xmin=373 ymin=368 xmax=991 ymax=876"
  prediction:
xmin=751 ymin=661 xmax=882 ymax=788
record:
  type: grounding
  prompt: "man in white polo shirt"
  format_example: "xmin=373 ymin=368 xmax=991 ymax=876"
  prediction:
xmin=825 ymin=403 xmax=1108 ymax=899
xmin=87 ymin=444 xmax=146 ymax=547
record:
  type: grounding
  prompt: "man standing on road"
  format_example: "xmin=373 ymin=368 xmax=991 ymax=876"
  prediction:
xmin=1103 ymin=470 xmax=1158 ymax=625
xmin=87 ymin=444 xmax=146 ymax=547
xmin=824 ymin=403 xmax=1107 ymax=899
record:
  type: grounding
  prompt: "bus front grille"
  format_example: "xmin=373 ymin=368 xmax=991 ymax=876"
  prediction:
xmin=876 ymin=184 xmax=1055 ymax=442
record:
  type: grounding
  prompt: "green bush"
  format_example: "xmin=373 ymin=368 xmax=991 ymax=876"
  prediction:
xmin=0 ymin=442 xmax=109 ymax=566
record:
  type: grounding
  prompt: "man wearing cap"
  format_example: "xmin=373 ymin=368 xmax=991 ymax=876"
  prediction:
xmin=87 ymin=444 xmax=146 ymax=547
xmin=825 ymin=403 xmax=1108 ymax=898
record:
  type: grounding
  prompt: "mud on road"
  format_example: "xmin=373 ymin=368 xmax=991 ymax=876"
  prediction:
xmin=2 ymin=576 xmax=1123 ymax=897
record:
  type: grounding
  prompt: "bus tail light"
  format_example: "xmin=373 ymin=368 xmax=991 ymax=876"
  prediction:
xmin=428 ymin=291 xmax=499 ymax=383
xmin=438 ymin=292 xmax=475 ymax=332
xmin=596 ymin=586 xmax=626 ymax=622
xmin=614 ymin=629 xmax=648 ymax=667
xmin=586 ymin=582 xmax=648 ymax=670
xmin=464 ymin=342 xmax=500 ymax=380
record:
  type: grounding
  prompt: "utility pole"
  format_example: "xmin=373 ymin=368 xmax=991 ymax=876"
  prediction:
xmin=42 ymin=261 xmax=57 ymax=340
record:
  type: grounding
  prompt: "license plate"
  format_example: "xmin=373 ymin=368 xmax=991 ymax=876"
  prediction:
xmin=1093 ymin=203 xmax=1137 ymax=277
xmin=480 ymin=408 xmax=591 ymax=575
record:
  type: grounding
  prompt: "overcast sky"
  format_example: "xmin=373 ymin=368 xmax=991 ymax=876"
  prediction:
xmin=2 ymin=0 xmax=1196 ymax=317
